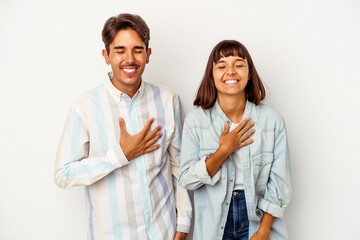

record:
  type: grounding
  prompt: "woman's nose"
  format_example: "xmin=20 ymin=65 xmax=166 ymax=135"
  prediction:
xmin=226 ymin=66 xmax=236 ymax=75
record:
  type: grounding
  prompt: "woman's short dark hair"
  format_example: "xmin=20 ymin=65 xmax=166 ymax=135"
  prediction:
xmin=194 ymin=40 xmax=266 ymax=109
xmin=102 ymin=13 xmax=150 ymax=53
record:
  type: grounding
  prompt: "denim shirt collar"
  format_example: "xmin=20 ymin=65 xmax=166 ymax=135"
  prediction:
xmin=213 ymin=99 xmax=253 ymax=123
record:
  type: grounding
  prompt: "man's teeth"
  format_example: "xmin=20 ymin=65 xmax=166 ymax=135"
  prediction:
xmin=123 ymin=68 xmax=136 ymax=73
xmin=224 ymin=80 xmax=238 ymax=84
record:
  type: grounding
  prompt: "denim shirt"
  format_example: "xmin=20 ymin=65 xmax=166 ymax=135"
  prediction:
xmin=178 ymin=100 xmax=292 ymax=240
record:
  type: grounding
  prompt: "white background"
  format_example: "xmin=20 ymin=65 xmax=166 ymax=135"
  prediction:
xmin=1 ymin=0 xmax=359 ymax=239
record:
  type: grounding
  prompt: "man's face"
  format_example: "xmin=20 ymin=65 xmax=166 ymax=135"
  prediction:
xmin=102 ymin=29 xmax=151 ymax=97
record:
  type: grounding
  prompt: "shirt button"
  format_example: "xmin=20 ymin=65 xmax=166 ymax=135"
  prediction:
xmin=226 ymin=202 xmax=229 ymax=205
xmin=244 ymin=163 xmax=248 ymax=167
xmin=246 ymin=187 xmax=250 ymax=190
xmin=229 ymin=179 xmax=233 ymax=182
xmin=221 ymin=226 xmax=224 ymax=229
xmin=250 ymin=210 xmax=253 ymax=213
xmin=261 ymin=160 xmax=265 ymax=164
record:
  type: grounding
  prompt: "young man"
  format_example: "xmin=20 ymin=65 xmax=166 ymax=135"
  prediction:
xmin=55 ymin=13 xmax=192 ymax=240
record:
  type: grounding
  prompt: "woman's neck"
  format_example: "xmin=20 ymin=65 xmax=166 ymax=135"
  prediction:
xmin=217 ymin=94 xmax=246 ymax=123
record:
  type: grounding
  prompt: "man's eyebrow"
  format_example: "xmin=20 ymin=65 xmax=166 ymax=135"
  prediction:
xmin=113 ymin=46 xmax=144 ymax=50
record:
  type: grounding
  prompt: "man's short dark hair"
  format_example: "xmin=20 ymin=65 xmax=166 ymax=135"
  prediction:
xmin=102 ymin=13 xmax=150 ymax=53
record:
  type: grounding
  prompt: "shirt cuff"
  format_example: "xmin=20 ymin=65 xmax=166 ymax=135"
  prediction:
xmin=258 ymin=199 xmax=285 ymax=218
xmin=197 ymin=155 xmax=221 ymax=185
xmin=176 ymin=217 xmax=191 ymax=233
xmin=109 ymin=144 xmax=131 ymax=168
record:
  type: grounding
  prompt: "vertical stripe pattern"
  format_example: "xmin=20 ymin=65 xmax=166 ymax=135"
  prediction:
xmin=86 ymin=186 xmax=94 ymax=240
xmin=91 ymin=88 xmax=122 ymax=239
xmin=151 ymin=85 xmax=176 ymax=231
xmin=55 ymin=77 xmax=192 ymax=240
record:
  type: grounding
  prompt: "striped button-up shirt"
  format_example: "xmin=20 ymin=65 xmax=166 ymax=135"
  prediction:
xmin=55 ymin=74 xmax=192 ymax=240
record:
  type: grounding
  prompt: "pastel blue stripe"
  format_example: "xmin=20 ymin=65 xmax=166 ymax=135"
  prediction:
xmin=151 ymin=85 xmax=176 ymax=230
xmin=129 ymin=95 xmax=159 ymax=240
xmin=64 ymin=111 xmax=82 ymax=178
xmin=90 ymin=88 xmax=122 ymax=239
xmin=86 ymin=186 xmax=94 ymax=240
xmin=108 ymin=172 xmax=122 ymax=238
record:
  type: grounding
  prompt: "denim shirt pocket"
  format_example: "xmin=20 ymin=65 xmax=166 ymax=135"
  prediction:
xmin=251 ymin=152 xmax=274 ymax=187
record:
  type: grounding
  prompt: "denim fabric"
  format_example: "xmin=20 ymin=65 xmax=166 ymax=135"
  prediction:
xmin=223 ymin=190 xmax=249 ymax=240
xmin=179 ymin=100 xmax=292 ymax=239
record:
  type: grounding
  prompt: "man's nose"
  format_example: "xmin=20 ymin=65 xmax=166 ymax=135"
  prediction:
xmin=124 ymin=52 xmax=135 ymax=64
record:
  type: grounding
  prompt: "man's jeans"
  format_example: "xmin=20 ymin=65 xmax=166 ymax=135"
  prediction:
xmin=222 ymin=190 xmax=249 ymax=240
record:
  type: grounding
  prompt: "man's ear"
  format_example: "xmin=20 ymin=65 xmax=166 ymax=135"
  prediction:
xmin=146 ymin=48 xmax=152 ymax=64
xmin=102 ymin=49 xmax=110 ymax=65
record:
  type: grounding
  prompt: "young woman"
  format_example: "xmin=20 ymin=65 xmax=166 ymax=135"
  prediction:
xmin=178 ymin=40 xmax=292 ymax=240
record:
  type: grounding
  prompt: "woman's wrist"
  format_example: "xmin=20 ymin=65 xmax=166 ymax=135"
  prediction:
xmin=218 ymin=144 xmax=232 ymax=157
xmin=257 ymin=225 xmax=271 ymax=235
xmin=257 ymin=212 xmax=274 ymax=235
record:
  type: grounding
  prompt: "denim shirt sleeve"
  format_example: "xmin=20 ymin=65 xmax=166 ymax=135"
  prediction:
xmin=178 ymin=117 xmax=221 ymax=190
xmin=258 ymin=120 xmax=292 ymax=218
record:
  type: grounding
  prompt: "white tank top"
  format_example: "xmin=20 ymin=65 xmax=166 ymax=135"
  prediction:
xmin=229 ymin=122 xmax=244 ymax=190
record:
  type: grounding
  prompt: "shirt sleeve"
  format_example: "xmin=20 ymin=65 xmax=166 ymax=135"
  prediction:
xmin=178 ymin=114 xmax=222 ymax=191
xmin=54 ymin=103 xmax=130 ymax=189
xmin=258 ymin=120 xmax=292 ymax=218
xmin=168 ymin=95 xmax=192 ymax=233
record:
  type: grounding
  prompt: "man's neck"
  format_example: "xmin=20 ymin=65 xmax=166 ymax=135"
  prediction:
xmin=111 ymin=79 xmax=142 ymax=98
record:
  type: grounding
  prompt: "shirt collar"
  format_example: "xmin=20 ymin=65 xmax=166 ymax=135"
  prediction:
xmin=214 ymin=99 xmax=253 ymax=123
xmin=105 ymin=72 xmax=145 ymax=103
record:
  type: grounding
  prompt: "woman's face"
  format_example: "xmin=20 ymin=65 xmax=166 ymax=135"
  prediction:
xmin=213 ymin=55 xmax=250 ymax=99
